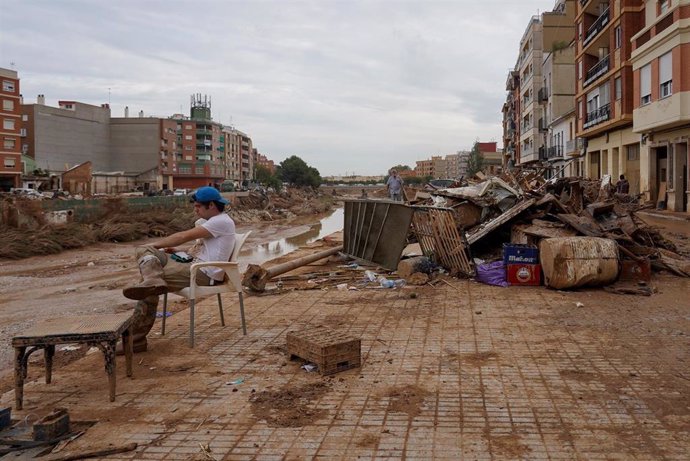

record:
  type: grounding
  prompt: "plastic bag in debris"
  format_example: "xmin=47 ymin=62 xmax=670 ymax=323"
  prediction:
xmin=475 ymin=260 xmax=509 ymax=287
xmin=364 ymin=270 xmax=377 ymax=282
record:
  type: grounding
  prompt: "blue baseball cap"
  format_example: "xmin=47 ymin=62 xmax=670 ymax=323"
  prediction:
xmin=191 ymin=186 xmax=229 ymax=204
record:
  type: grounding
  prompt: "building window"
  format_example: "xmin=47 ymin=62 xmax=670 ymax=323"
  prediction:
xmin=640 ymin=64 xmax=651 ymax=105
xmin=3 ymin=137 xmax=16 ymax=149
xmin=3 ymin=119 xmax=15 ymax=130
xmin=178 ymin=165 xmax=192 ymax=174
xmin=627 ymin=144 xmax=639 ymax=161
xmin=660 ymin=0 xmax=670 ymax=14
xmin=22 ymin=114 xmax=28 ymax=121
xmin=578 ymin=60 xmax=583 ymax=79
xmin=2 ymin=81 xmax=15 ymax=92
xmin=614 ymin=26 xmax=622 ymax=48
xmin=615 ymin=77 xmax=622 ymax=100
xmin=185 ymin=124 xmax=192 ymax=130
xmin=184 ymin=145 xmax=192 ymax=151
xmin=578 ymin=21 xmax=583 ymax=40
xmin=2 ymin=99 xmax=14 ymax=111
xmin=4 ymin=157 xmax=15 ymax=167
xmin=184 ymin=135 xmax=192 ymax=140
xmin=659 ymin=51 xmax=672 ymax=98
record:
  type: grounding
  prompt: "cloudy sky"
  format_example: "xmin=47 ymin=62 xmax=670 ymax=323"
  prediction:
xmin=2 ymin=0 xmax=555 ymax=176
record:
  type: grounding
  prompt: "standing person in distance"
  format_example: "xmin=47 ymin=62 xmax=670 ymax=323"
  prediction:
xmin=386 ymin=169 xmax=404 ymax=202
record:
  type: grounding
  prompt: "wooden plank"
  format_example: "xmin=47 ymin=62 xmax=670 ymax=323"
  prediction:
xmin=466 ymin=198 xmax=536 ymax=245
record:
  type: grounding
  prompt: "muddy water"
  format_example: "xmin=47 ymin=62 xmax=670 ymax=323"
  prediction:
xmin=239 ymin=207 xmax=343 ymax=266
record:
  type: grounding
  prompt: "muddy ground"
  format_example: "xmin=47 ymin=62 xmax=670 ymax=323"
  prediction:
xmin=0 ymin=201 xmax=688 ymax=458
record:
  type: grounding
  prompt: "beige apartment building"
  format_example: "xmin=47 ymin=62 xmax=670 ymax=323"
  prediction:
xmin=631 ymin=0 xmax=690 ymax=212
xmin=541 ymin=43 xmax=579 ymax=177
xmin=575 ymin=0 xmax=645 ymax=194
xmin=518 ymin=15 xmax=544 ymax=164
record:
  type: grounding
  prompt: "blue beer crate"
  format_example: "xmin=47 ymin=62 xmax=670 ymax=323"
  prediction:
xmin=503 ymin=243 xmax=539 ymax=265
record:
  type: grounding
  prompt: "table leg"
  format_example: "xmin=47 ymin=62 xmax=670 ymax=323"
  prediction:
xmin=122 ymin=329 xmax=133 ymax=377
xmin=96 ymin=341 xmax=117 ymax=402
xmin=14 ymin=346 xmax=27 ymax=410
xmin=45 ymin=345 xmax=55 ymax=384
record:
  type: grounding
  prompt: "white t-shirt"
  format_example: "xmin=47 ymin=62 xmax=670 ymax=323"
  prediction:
xmin=198 ymin=213 xmax=236 ymax=281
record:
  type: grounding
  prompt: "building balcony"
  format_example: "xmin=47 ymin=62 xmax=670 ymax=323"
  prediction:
xmin=566 ymin=138 xmax=580 ymax=155
xmin=196 ymin=128 xmax=212 ymax=135
xmin=538 ymin=146 xmax=546 ymax=161
xmin=583 ymin=8 xmax=610 ymax=47
xmin=196 ymin=155 xmax=212 ymax=162
xmin=538 ymin=118 xmax=548 ymax=132
xmin=583 ymin=54 xmax=609 ymax=88
xmin=538 ymin=87 xmax=549 ymax=103
xmin=583 ymin=103 xmax=610 ymax=129
xmin=547 ymin=146 xmax=564 ymax=160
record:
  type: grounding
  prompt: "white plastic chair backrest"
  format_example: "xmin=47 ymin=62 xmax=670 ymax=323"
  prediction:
xmin=230 ymin=231 xmax=250 ymax=262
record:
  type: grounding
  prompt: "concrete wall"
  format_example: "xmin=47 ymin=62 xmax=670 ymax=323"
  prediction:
xmin=109 ymin=118 xmax=161 ymax=173
xmin=585 ymin=126 xmax=641 ymax=194
xmin=31 ymin=102 xmax=111 ymax=173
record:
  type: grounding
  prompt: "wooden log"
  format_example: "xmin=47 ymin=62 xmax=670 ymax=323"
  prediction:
xmin=243 ymin=246 xmax=344 ymax=291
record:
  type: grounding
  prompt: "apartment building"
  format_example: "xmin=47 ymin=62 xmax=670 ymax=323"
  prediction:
xmin=221 ymin=128 xmax=255 ymax=184
xmin=518 ymin=16 xmax=544 ymax=164
xmin=255 ymin=152 xmax=276 ymax=173
xmin=21 ymin=97 xmax=111 ymax=177
xmin=444 ymin=152 xmax=461 ymax=179
xmin=415 ymin=159 xmax=433 ymax=178
xmin=0 ymin=67 xmax=22 ymax=190
xmin=503 ymin=71 xmax=521 ymax=165
xmin=478 ymin=142 xmax=504 ymax=175
xmin=575 ymin=0 xmax=645 ymax=194
xmin=631 ymin=0 xmax=689 ymax=212
xmin=541 ymin=44 xmax=579 ymax=177
xmin=110 ymin=113 xmax=178 ymax=190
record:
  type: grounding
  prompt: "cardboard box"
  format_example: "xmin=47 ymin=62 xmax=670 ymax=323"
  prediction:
xmin=503 ymin=243 xmax=539 ymax=265
xmin=507 ymin=263 xmax=541 ymax=286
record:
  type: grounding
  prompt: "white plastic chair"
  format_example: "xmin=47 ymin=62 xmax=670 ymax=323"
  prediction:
xmin=162 ymin=231 xmax=251 ymax=347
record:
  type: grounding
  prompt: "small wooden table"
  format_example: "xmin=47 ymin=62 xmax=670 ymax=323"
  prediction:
xmin=12 ymin=313 xmax=135 ymax=410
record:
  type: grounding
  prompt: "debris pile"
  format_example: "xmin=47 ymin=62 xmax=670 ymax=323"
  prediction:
xmin=403 ymin=170 xmax=690 ymax=290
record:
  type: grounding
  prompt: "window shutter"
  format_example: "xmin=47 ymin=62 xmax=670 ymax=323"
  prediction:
xmin=640 ymin=64 xmax=651 ymax=96
xmin=659 ymin=52 xmax=672 ymax=84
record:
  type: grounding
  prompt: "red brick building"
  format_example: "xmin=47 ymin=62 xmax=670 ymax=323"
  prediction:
xmin=0 ymin=68 xmax=22 ymax=190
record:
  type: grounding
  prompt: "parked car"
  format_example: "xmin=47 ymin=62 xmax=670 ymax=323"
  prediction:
xmin=173 ymin=188 xmax=188 ymax=196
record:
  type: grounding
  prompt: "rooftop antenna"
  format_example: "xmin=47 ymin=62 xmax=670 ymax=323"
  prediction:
xmin=10 ymin=61 xmax=16 ymax=69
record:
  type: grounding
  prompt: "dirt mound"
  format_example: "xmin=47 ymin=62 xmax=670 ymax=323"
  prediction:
xmin=249 ymin=381 xmax=331 ymax=427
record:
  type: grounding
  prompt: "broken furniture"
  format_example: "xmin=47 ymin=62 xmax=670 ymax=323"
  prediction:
xmin=287 ymin=326 xmax=361 ymax=375
xmin=12 ymin=313 xmax=134 ymax=410
xmin=163 ymin=231 xmax=251 ymax=348
xmin=343 ymin=199 xmax=414 ymax=270
xmin=243 ymin=244 xmax=344 ymax=292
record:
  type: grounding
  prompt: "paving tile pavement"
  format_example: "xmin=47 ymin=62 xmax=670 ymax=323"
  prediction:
xmin=2 ymin=276 xmax=689 ymax=460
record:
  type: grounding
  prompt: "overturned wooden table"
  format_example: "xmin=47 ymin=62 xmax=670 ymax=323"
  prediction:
xmin=12 ymin=313 xmax=135 ymax=410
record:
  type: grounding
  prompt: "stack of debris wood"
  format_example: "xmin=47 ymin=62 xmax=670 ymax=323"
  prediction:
xmin=407 ymin=170 xmax=690 ymax=284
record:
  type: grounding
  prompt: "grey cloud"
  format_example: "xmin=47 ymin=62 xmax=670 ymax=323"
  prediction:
xmin=2 ymin=0 xmax=553 ymax=175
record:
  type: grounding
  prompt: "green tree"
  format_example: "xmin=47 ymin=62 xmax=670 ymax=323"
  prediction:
xmin=255 ymin=165 xmax=282 ymax=190
xmin=388 ymin=164 xmax=411 ymax=173
xmin=276 ymin=155 xmax=322 ymax=188
xmin=467 ymin=142 xmax=485 ymax=176
xmin=406 ymin=175 xmax=432 ymax=185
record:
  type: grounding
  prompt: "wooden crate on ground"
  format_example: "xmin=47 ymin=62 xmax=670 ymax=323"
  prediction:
xmin=286 ymin=326 xmax=361 ymax=375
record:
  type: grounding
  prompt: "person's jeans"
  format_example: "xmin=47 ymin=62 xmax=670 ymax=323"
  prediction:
xmin=390 ymin=192 xmax=402 ymax=201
